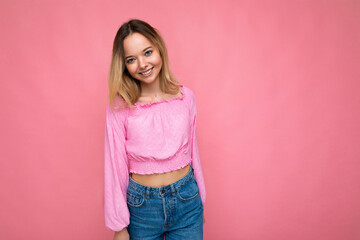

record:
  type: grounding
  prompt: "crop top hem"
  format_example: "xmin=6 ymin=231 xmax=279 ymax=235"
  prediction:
xmin=129 ymin=157 xmax=192 ymax=175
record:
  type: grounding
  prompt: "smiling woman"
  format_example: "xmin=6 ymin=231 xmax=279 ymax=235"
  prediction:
xmin=107 ymin=19 xmax=181 ymax=111
xmin=104 ymin=19 xmax=206 ymax=240
xmin=123 ymin=33 xmax=163 ymax=87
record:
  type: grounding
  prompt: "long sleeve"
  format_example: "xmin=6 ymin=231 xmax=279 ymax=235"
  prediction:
xmin=189 ymin=91 xmax=206 ymax=206
xmin=104 ymin=104 xmax=130 ymax=232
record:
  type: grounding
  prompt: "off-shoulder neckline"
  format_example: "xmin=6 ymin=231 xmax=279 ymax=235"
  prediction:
xmin=134 ymin=84 xmax=185 ymax=108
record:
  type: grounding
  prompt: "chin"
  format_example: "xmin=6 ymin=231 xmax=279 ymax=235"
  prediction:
xmin=139 ymin=71 xmax=160 ymax=84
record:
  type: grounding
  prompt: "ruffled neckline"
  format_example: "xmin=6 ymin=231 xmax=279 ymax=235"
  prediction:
xmin=134 ymin=84 xmax=185 ymax=108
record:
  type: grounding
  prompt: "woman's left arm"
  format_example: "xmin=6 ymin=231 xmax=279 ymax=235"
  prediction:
xmin=189 ymin=91 xmax=206 ymax=206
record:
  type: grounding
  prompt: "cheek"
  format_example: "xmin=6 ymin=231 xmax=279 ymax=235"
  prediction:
xmin=126 ymin=64 xmax=137 ymax=75
xmin=155 ymin=56 xmax=162 ymax=68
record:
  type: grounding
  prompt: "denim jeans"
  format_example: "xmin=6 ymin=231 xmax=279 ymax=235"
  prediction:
xmin=127 ymin=165 xmax=204 ymax=240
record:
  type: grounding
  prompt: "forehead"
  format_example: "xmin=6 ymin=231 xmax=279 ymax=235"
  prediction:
xmin=123 ymin=32 xmax=154 ymax=55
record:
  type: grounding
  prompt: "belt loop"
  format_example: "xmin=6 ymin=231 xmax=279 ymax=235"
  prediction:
xmin=145 ymin=187 xmax=150 ymax=199
xmin=170 ymin=184 xmax=176 ymax=196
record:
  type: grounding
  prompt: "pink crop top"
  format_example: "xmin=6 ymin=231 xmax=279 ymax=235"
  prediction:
xmin=104 ymin=84 xmax=206 ymax=231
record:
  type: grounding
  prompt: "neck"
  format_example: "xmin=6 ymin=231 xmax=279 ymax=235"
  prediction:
xmin=140 ymin=78 xmax=163 ymax=97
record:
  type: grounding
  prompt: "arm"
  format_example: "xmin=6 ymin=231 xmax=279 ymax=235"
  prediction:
xmin=104 ymin=104 xmax=130 ymax=232
xmin=189 ymin=92 xmax=206 ymax=206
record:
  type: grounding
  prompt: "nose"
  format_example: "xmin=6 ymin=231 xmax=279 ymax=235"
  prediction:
xmin=138 ymin=56 xmax=148 ymax=69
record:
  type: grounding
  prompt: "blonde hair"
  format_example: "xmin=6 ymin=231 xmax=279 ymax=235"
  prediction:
xmin=108 ymin=19 xmax=181 ymax=110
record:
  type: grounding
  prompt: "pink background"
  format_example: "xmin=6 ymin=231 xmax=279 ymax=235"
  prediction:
xmin=1 ymin=0 xmax=359 ymax=239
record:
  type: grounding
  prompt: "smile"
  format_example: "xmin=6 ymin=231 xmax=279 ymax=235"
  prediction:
xmin=140 ymin=67 xmax=153 ymax=76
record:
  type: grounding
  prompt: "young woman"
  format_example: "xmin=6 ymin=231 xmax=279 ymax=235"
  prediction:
xmin=104 ymin=19 xmax=206 ymax=240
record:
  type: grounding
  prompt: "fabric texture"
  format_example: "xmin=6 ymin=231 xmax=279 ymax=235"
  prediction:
xmin=104 ymin=84 xmax=206 ymax=232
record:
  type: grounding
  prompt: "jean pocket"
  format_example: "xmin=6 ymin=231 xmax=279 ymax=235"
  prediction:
xmin=176 ymin=177 xmax=200 ymax=202
xmin=127 ymin=188 xmax=145 ymax=208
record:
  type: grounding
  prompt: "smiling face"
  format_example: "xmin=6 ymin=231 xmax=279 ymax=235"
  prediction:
xmin=123 ymin=32 xmax=163 ymax=86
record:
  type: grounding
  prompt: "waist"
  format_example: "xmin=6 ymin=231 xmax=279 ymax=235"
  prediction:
xmin=130 ymin=163 xmax=191 ymax=187
xmin=128 ymin=164 xmax=194 ymax=193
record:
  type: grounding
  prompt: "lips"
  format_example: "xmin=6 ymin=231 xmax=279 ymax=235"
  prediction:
xmin=139 ymin=67 xmax=154 ymax=74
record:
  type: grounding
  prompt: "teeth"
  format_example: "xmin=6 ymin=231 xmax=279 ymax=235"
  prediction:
xmin=141 ymin=68 xmax=152 ymax=75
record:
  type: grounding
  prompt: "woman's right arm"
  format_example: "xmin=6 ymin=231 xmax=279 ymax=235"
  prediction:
xmin=104 ymin=104 xmax=130 ymax=234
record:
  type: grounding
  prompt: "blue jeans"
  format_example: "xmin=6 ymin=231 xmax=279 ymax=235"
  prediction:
xmin=127 ymin=165 xmax=204 ymax=240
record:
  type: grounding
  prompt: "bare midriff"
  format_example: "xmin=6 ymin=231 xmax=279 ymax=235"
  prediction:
xmin=130 ymin=163 xmax=191 ymax=187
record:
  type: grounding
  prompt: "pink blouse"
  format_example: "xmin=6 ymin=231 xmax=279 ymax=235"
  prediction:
xmin=104 ymin=84 xmax=206 ymax=232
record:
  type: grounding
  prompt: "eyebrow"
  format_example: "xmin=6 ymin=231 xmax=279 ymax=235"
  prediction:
xmin=125 ymin=46 xmax=152 ymax=59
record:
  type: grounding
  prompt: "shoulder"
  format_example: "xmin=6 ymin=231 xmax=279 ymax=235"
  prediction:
xmin=106 ymin=100 xmax=129 ymax=123
xmin=182 ymin=84 xmax=196 ymax=103
xmin=181 ymin=85 xmax=197 ymax=114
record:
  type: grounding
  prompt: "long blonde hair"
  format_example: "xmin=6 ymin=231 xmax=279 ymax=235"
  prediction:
xmin=108 ymin=19 xmax=181 ymax=110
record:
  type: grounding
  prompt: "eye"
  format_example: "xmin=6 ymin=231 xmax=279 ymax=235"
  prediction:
xmin=145 ymin=50 xmax=152 ymax=56
xmin=126 ymin=58 xmax=135 ymax=64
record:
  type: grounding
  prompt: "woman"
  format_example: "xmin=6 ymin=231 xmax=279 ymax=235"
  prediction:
xmin=104 ymin=19 xmax=206 ymax=240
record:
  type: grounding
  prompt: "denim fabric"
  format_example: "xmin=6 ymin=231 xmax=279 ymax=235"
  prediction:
xmin=127 ymin=165 xmax=204 ymax=240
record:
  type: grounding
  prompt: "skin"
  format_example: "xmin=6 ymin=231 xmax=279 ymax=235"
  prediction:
xmin=114 ymin=32 xmax=204 ymax=240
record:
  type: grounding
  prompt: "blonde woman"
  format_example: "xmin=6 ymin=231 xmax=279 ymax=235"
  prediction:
xmin=104 ymin=19 xmax=206 ymax=240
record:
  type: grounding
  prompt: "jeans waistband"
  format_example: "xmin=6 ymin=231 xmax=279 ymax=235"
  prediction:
xmin=128 ymin=165 xmax=194 ymax=197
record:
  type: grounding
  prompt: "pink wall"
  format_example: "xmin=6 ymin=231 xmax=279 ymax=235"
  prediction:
xmin=1 ymin=0 xmax=359 ymax=239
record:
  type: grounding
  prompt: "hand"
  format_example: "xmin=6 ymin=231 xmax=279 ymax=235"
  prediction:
xmin=113 ymin=228 xmax=129 ymax=240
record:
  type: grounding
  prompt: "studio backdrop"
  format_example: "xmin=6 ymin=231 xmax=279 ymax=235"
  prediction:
xmin=0 ymin=0 xmax=359 ymax=239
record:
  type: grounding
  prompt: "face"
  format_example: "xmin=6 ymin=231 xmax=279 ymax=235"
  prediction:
xmin=123 ymin=32 xmax=163 ymax=85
